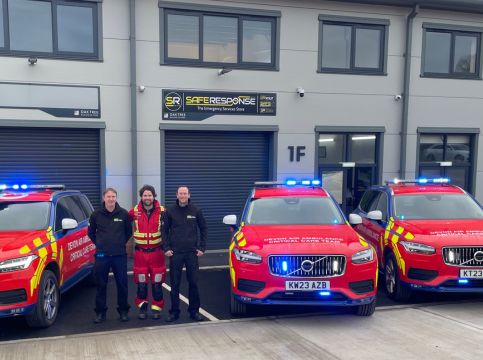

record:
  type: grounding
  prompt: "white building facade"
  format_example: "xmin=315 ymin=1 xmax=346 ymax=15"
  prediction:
xmin=1 ymin=0 xmax=482 ymax=249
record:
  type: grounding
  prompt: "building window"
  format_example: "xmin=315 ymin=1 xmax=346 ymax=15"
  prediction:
xmin=318 ymin=16 xmax=389 ymax=74
xmin=418 ymin=133 xmax=476 ymax=192
xmin=163 ymin=8 xmax=277 ymax=69
xmin=422 ymin=28 xmax=481 ymax=78
xmin=0 ymin=0 xmax=99 ymax=60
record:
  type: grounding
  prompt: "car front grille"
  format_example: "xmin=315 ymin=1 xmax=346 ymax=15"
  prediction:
xmin=443 ymin=247 xmax=483 ymax=267
xmin=268 ymin=255 xmax=346 ymax=278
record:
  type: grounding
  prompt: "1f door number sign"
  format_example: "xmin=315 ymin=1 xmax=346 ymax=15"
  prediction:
xmin=288 ymin=146 xmax=306 ymax=162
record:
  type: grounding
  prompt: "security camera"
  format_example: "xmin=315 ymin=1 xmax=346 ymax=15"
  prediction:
xmin=394 ymin=94 xmax=402 ymax=101
xmin=138 ymin=85 xmax=146 ymax=93
xmin=296 ymin=87 xmax=305 ymax=98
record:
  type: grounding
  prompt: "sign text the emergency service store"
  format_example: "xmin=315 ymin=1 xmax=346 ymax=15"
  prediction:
xmin=162 ymin=90 xmax=276 ymax=121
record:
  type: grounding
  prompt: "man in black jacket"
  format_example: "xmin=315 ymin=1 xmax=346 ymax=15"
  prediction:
xmin=88 ymin=188 xmax=132 ymax=323
xmin=164 ymin=186 xmax=207 ymax=322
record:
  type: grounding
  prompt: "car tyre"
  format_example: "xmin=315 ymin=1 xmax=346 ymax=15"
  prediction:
xmin=355 ymin=299 xmax=376 ymax=316
xmin=25 ymin=270 xmax=60 ymax=328
xmin=230 ymin=288 xmax=248 ymax=315
xmin=385 ymin=253 xmax=411 ymax=301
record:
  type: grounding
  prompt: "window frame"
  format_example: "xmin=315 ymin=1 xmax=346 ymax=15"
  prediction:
xmin=0 ymin=0 xmax=102 ymax=61
xmin=318 ymin=15 xmax=389 ymax=75
xmin=421 ymin=23 xmax=483 ymax=79
xmin=159 ymin=1 xmax=280 ymax=70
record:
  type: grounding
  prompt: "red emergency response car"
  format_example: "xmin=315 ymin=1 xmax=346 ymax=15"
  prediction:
xmin=0 ymin=184 xmax=96 ymax=327
xmin=223 ymin=180 xmax=378 ymax=316
xmin=352 ymin=178 xmax=483 ymax=300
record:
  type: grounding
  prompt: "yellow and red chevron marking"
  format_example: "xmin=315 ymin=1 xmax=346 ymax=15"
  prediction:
xmin=383 ymin=217 xmax=414 ymax=276
xmin=229 ymin=240 xmax=236 ymax=287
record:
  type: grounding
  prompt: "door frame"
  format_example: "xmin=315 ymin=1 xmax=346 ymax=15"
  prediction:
xmin=314 ymin=126 xmax=385 ymax=212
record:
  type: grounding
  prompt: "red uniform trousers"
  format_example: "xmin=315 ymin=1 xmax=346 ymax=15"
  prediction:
xmin=133 ymin=247 xmax=166 ymax=310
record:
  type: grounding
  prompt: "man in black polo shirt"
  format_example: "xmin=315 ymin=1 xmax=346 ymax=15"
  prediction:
xmin=88 ymin=187 xmax=132 ymax=323
xmin=164 ymin=186 xmax=207 ymax=322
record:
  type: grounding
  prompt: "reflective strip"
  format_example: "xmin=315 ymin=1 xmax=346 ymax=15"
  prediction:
xmin=138 ymin=300 xmax=148 ymax=308
xmin=151 ymin=304 xmax=162 ymax=311
xmin=134 ymin=238 xmax=162 ymax=245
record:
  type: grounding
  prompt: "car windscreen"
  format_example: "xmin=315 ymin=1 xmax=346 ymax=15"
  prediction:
xmin=393 ymin=194 xmax=483 ymax=220
xmin=0 ymin=202 xmax=51 ymax=231
xmin=246 ymin=196 xmax=345 ymax=225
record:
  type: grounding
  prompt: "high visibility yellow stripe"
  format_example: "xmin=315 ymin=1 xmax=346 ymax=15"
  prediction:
xmin=134 ymin=238 xmax=162 ymax=245
xmin=151 ymin=304 xmax=162 ymax=311
xmin=19 ymin=245 xmax=30 ymax=255
xmin=33 ymin=238 xmax=48 ymax=259
xmin=30 ymin=257 xmax=46 ymax=296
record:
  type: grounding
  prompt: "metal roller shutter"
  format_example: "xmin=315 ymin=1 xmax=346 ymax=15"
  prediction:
xmin=164 ymin=131 xmax=271 ymax=250
xmin=0 ymin=127 xmax=101 ymax=208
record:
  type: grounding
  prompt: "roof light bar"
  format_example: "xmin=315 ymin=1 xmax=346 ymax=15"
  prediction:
xmin=0 ymin=184 xmax=65 ymax=191
xmin=386 ymin=178 xmax=450 ymax=185
xmin=253 ymin=180 xmax=322 ymax=188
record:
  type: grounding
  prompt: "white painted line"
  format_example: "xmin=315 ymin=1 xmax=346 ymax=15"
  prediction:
xmin=161 ymin=283 xmax=219 ymax=321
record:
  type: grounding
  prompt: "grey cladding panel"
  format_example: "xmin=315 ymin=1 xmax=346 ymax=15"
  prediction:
xmin=164 ymin=131 xmax=270 ymax=250
xmin=0 ymin=127 xmax=101 ymax=208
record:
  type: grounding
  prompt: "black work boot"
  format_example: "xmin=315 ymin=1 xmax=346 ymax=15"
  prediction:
xmin=94 ymin=313 xmax=106 ymax=324
xmin=152 ymin=309 xmax=161 ymax=320
xmin=120 ymin=311 xmax=129 ymax=322
xmin=138 ymin=303 xmax=148 ymax=320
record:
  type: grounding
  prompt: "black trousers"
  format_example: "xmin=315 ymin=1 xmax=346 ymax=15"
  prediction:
xmin=94 ymin=254 xmax=130 ymax=315
xmin=169 ymin=252 xmax=200 ymax=315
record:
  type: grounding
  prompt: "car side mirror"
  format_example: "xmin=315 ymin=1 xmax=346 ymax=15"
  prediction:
xmin=349 ymin=213 xmax=362 ymax=225
xmin=223 ymin=214 xmax=237 ymax=226
xmin=367 ymin=210 xmax=383 ymax=221
xmin=62 ymin=218 xmax=78 ymax=230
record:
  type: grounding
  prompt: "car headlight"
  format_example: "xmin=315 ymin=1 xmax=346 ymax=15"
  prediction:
xmin=352 ymin=249 xmax=374 ymax=264
xmin=0 ymin=255 xmax=39 ymax=273
xmin=400 ymin=241 xmax=435 ymax=255
xmin=233 ymin=248 xmax=262 ymax=264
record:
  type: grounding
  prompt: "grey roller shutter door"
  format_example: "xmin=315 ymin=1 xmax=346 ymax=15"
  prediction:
xmin=0 ymin=127 xmax=101 ymax=208
xmin=164 ymin=131 xmax=271 ymax=250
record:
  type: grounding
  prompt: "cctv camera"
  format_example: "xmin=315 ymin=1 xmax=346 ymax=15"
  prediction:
xmin=138 ymin=85 xmax=146 ymax=93
xmin=296 ymin=87 xmax=305 ymax=98
xmin=394 ymin=94 xmax=402 ymax=101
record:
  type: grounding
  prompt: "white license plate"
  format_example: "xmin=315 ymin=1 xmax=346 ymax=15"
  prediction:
xmin=460 ymin=269 xmax=483 ymax=278
xmin=285 ymin=281 xmax=330 ymax=291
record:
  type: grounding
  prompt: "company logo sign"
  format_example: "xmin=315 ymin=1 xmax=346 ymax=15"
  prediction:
xmin=162 ymin=90 xmax=276 ymax=121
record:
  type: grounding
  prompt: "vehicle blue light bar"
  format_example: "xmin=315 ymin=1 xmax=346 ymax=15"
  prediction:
xmin=458 ymin=279 xmax=469 ymax=284
xmin=319 ymin=291 xmax=331 ymax=296
xmin=387 ymin=178 xmax=451 ymax=185
xmin=254 ymin=180 xmax=322 ymax=188
xmin=0 ymin=184 xmax=65 ymax=191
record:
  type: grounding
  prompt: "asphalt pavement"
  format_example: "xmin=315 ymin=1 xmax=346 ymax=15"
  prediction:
xmin=1 ymin=266 xmax=483 ymax=341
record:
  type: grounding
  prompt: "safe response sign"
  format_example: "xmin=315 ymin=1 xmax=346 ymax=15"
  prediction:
xmin=162 ymin=90 xmax=276 ymax=120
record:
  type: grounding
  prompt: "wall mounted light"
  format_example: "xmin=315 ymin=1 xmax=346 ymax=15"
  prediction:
xmin=28 ymin=57 xmax=37 ymax=65
xmin=218 ymin=67 xmax=232 ymax=76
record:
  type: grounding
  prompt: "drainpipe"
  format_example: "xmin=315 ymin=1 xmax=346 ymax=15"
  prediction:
xmin=129 ymin=0 xmax=138 ymax=205
xmin=400 ymin=4 xmax=419 ymax=179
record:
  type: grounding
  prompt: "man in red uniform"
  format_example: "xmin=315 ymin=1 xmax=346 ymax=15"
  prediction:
xmin=128 ymin=185 xmax=166 ymax=320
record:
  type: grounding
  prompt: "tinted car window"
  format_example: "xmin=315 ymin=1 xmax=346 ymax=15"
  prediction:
xmin=374 ymin=192 xmax=388 ymax=220
xmin=79 ymin=195 xmax=94 ymax=217
xmin=0 ymin=202 xmax=50 ymax=231
xmin=394 ymin=193 xmax=483 ymax=220
xmin=359 ymin=190 xmax=379 ymax=212
xmin=63 ymin=196 xmax=86 ymax=223
xmin=246 ymin=197 xmax=344 ymax=225
xmin=55 ymin=198 xmax=74 ymax=231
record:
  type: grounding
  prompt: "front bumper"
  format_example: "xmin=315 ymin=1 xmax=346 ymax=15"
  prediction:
xmin=231 ymin=255 xmax=377 ymax=306
xmin=0 ymin=269 xmax=37 ymax=317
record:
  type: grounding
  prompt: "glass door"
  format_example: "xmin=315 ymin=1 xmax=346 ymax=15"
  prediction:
xmin=318 ymin=133 xmax=379 ymax=215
